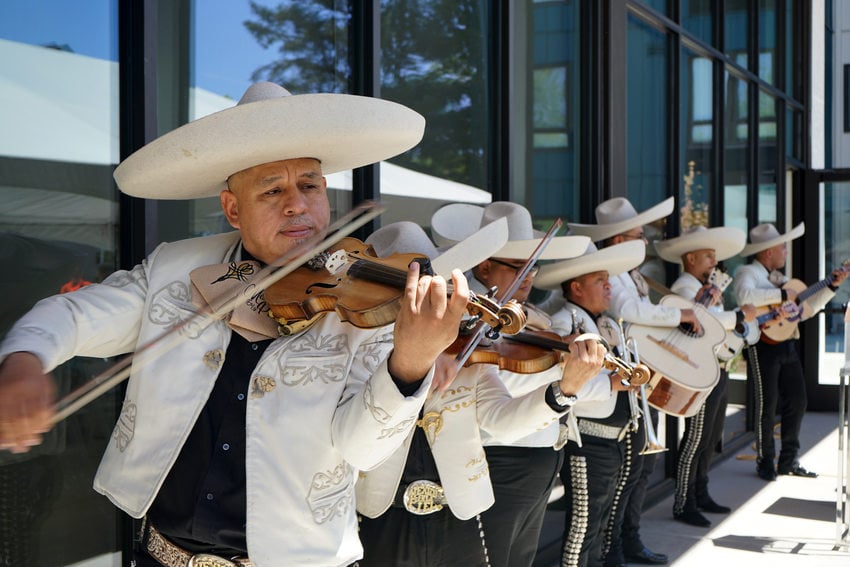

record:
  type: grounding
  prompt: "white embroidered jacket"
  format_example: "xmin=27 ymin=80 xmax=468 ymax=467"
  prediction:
xmin=356 ymin=363 xmax=567 ymax=521
xmin=550 ymin=302 xmax=617 ymax=420
xmin=734 ymin=260 xmax=834 ymax=340
xmin=609 ymin=271 xmax=682 ymax=327
xmin=0 ymin=231 xmax=432 ymax=567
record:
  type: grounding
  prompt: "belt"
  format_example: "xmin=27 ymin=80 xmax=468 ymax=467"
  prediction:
xmin=393 ymin=480 xmax=447 ymax=515
xmin=576 ymin=419 xmax=624 ymax=440
xmin=144 ymin=522 xmax=253 ymax=567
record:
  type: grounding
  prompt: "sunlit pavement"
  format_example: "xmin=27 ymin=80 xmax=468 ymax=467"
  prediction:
xmin=636 ymin=410 xmax=849 ymax=566
xmin=535 ymin=410 xmax=850 ymax=566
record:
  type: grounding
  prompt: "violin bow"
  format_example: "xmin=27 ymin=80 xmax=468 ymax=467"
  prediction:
xmin=49 ymin=201 xmax=386 ymax=425
xmin=453 ymin=218 xmax=564 ymax=371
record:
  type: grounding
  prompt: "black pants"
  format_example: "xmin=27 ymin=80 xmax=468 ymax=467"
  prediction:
xmin=673 ymin=369 xmax=729 ymax=513
xmin=479 ymin=445 xmax=564 ymax=567
xmin=603 ymin=412 xmax=658 ymax=565
xmin=560 ymin=433 xmax=625 ymax=567
xmin=746 ymin=341 xmax=807 ymax=470
xmin=358 ymin=506 xmax=489 ymax=567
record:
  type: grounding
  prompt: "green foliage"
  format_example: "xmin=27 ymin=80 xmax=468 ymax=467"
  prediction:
xmin=243 ymin=0 xmax=488 ymax=188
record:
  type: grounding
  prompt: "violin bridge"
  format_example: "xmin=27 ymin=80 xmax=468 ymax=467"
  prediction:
xmin=324 ymin=250 xmax=348 ymax=274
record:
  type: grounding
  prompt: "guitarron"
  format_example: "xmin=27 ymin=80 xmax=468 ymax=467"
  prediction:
xmin=626 ymin=296 xmax=726 ymax=418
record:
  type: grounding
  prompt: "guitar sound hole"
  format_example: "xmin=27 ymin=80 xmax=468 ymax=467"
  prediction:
xmin=678 ymin=323 xmax=704 ymax=338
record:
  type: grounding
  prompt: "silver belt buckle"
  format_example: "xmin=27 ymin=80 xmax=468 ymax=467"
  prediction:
xmin=188 ymin=555 xmax=237 ymax=567
xmin=402 ymin=480 xmax=446 ymax=515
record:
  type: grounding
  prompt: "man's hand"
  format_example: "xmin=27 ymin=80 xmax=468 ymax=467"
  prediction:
xmin=679 ymin=309 xmax=703 ymax=334
xmin=740 ymin=304 xmax=757 ymax=322
xmin=558 ymin=337 xmax=606 ymax=396
xmin=832 ymin=268 xmax=849 ymax=288
xmin=0 ymin=352 xmax=56 ymax=453
xmin=696 ymin=283 xmax=721 ymax=307
xmin=390 ymin=264 xmax=470 ymax=383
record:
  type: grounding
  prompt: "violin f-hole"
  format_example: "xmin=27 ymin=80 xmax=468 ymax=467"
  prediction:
xmin=304 ymin=280 xmax=343 ymax=295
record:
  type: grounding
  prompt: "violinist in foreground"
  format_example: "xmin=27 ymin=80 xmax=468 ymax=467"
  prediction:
xmin=437 ymin=202 xmax=611 ymax=567
xmin=0 ymin=82 xmax=471 ymax=567
xmin=356 ymin=212 xmax=605 ymax=567
xmin=535 ymin=240 xmax=647 ymax=567
xmin=734 ymin=222 xmax=848 ymax=481
xmin=655 ymin=226 xmax=756 ymax=527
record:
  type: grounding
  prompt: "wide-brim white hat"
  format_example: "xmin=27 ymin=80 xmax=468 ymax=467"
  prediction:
xmin=567 ymin=197 xmax=675 ymax=242
xmin=365 ymin=218 xmax=509 ymax=279
xmin=534 ymin=240 xmax=646 ymax=290
xmin=740 ymin=222 xmax=805 ymax=257
xmin=430 ymin=201 xmax=588 ymax=260
xmin=113 ymin=82 xmax=426 ymax=200
xmin=655 ymin=226 xmax=746 ymax=264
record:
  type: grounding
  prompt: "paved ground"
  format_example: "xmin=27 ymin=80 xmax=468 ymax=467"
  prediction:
xmin=536 ymin=409 xmax=850 ymax=566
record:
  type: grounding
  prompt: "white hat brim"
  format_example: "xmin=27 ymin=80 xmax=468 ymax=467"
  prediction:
xmin=114 ymin=93 xmax=425 ymax=200
xmin=430 ymin=202 xmax=588 ymax=260
xmin=534 ymin=241 xmax=646 ymax=290
xmin=493 ymin=236 xmax=590 ymax=260
xmin=567 ymin=197 xmax=675 ymax=242
xmin=655 ymin=227 xmax=746 ymax=264
xmin=740 ymin=222 xmax=805 ymax=257
xmin=431 ymin=217 xmax=509 ymax=278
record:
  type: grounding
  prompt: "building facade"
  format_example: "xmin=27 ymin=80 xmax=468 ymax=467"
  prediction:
xmin=1 ymin=0 xmax=848 ymax=564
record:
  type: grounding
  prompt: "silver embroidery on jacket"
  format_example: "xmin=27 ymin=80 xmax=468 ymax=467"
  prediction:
xmin=307 ymin=462 xmax=353 ymax=524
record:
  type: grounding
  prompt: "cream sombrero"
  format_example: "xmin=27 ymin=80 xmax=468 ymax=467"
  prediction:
xmin=740 ymin=222 xmax=805 ymax=257
xmin=534 ymin=241 xmax=646 ymax=291
xmin=365 ymin=218 xmax=508 ymax=279
xmin=567 ymin=197 xmax=675 ymax=243
xmin=655 ymin=226 xmax=746 ymax=264
xmin=113 ymin=82 xmax=426 ymax=200
xmin=430 ymin=201 xmax=588 ymax=261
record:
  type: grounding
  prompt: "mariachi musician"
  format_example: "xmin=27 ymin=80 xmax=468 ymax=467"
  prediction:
xmin=654 ymin=226 xmax=757 ymax=527
xmin=535 ymin=240 xmax=647 ymax=567
xmin=567 ymin=196 xmax=689 ymax=567
xmin=734 ymin=222 xmax=848 ymax=481
xmin=428 ymin=202 xmax=610 ymax=567
xmin=355 ymin=216 xmax=606 ymax=567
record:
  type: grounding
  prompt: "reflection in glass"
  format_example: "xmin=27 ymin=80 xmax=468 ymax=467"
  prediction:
xmin=785 ymin=0 xmax=800 ymax=98
xmin=723 ymin=68 xmax=749 ymax=241
xmin=724 ymin=0 xmax=749 ymax=66
xmin=758 ymin=0 xmax=777 ymax=85
xmin=824 ymin=182 xmax=850 ymax=353
xmin=681 ymin=50 xmax=713 ymax=230
xmin=512 ymin=0 xmax=580 ymax=225
xmin=0 ymin=1 xmax=121 ymax=564
xmin=757 ymin=91 xmax=777 ymax=227
xmin=627 ymin=16 xmax=669 ymax=213
xmin=681 ymin=0 xmax=714 ymax=47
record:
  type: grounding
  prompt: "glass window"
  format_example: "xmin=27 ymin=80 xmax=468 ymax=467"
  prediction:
xmin=724 ymin=0 xmax=749 ymax=69
xmin=824 ymin=182 xmax=850 ymax=356
xmin=681 ymin=0 xmax=714 ymax=47
xmin=785 ymin=0 xmax=801 ymax=99
xmin=0 ymin=1 xmax=122 ymax=565
xmin=757 ymin=90 xmax=778 ymax=224
xmin=722 ymin=67 xmax=750 ymax=283
xmin=189 ymin=1 xmax=353 ymax=238
xmin=515 ymin=0 xmax=580 ymax=225
xmin=758 ymin=0 xmax=777 ymax=86
xmin=681 ymin=50 xmax=713 ymax=230
xmin=627 ymin=16 xmax=670 ymax=216
xmin=380 ymin=0 xmax=492 ymax=228
xmin=643 ymin=0 xmax=669 ymax=16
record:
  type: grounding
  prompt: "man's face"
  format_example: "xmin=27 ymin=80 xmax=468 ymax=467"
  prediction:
xmin=477 ymin=257 xmax=539 ymax=303
xmin=766 ymin=243 xmax=788 ymax=270
xmin=221 ymin=158 xmax=331 ymax=264
xmin=685 ymin=248 xmax=717 ymax=282
xmin=568 ymin=271 xmax=611 ymax=315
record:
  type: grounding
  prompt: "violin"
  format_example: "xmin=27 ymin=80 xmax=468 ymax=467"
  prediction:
xmin=446 ymin=328 xmax=651 ymax=385
xmin=264 ymin=237 xmax=527 ymax=335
